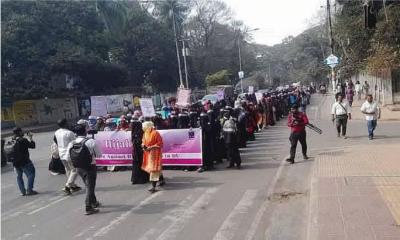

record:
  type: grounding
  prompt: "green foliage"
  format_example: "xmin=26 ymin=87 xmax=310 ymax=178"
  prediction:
xmin=367 ymin=4 xmax=400 ymax=71
xmin=206 ymin=69 xmax=231 ymax=86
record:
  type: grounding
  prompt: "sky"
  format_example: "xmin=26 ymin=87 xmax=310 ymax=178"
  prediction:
xmin=223 ymin=0 xmax=326 ymax=46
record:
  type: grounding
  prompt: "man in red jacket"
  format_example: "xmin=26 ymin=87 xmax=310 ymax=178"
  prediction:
xmin=286 ymin=104 xmax=309 ymax=164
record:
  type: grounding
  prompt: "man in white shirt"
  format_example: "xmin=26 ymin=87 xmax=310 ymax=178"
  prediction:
xmin=360 ymin=94 xmax=381 ymax=140
xmin=331 ymin=93 xmax=352 ymax=139
xmin=54 ymin=119 xmax=80 ymax=195
xmin=67 ymin=124 xmax=102 ymax=215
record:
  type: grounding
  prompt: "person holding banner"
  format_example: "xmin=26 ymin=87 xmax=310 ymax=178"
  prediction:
xmin=141 ymin=121 xmax=165 ymax=193
xmin=130 ymin=120 xmax=149 ymax=184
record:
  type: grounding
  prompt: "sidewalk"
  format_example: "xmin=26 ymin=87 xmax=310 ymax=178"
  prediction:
xmin=1 ymin=123 xmax=57 ymax=138
xmin=308 ymin=143 xmax=400 ymax=240
xmin=351 ymin=98 xmax=400 ymax=121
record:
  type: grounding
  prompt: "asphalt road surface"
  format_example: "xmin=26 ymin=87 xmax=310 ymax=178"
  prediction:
xmin=2 ymin=94 xmax=400 ymax=240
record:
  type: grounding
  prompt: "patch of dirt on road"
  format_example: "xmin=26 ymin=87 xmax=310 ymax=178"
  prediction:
xmin=268 ymin=191 xmax=305 ymax=203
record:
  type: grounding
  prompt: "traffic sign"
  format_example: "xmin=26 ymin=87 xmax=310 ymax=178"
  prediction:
xmin=325 ymin=54 xmax=339 ymax=68
xmin=238 ymin=71 xmax=244 ymax=79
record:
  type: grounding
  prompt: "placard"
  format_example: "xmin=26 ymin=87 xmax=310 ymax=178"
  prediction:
xmin=140 ymin=98 xmax=156 ymax=117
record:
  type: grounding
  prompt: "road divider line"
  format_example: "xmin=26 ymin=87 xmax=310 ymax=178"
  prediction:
xmin=90 ymin=191 xmax=163 ymax=239
xmin=138 ymin=193 xmax=195 ymax=240
xmin=213 ymin=190 xmax=258 ymax=240
xmin=27 ymin=196 xmax=69 ymax=215
xmin=244 ymin=155 xmax=289 ymax=240
xmin=155 ymin=187 xmax=219 ymax=240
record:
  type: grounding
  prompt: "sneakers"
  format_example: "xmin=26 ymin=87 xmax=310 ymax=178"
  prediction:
xmin=50 ymin=171 xmax=60 ymax=176
xmin=63 ymin=186 xmax=72 ymax=195
xmin=286 ymin=158 xmax=295 ymax=164
xmin=343 ymin=136 xmax=348 ymax=139
xmin=70 ymin=186 xmax=82 ymax=192
xmin=85 ymin=208 xmax=99 ymax=215
xmin=26 ymin=190 xmax=38 ymax=196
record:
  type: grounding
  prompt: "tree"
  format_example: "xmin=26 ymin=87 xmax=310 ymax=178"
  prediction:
xmin=206 ymin=69 xmax=231 ymax=86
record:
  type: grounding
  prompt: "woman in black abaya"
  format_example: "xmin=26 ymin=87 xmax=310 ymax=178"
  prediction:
xmin=131 ymin=120 xmax=149 ymax=184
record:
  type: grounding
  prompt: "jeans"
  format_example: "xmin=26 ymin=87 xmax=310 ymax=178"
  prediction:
xmin=15 ymin=161 xmax=36 ymax=194
xmin=61 ymin=159 xmax=78 ymax=188
xmin=77 ymin=165 xmax=97 ymax=210
xmin=367 ymin=120 xmax=377 ymax=138
xmin=289 ymin=130 xmax=307 ymax=159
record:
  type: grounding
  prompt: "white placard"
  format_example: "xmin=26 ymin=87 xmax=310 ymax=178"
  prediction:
xmin=140 ymin=98 xmax=156 ymax=117
xmin=248 ymin=86 xmax=254 ymax=94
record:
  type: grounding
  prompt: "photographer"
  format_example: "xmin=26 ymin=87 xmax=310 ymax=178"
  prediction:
xmin=286 ymin=105 xmax=309 ymax=164
xmin=11 ymin=128 xmax=38 ymax=196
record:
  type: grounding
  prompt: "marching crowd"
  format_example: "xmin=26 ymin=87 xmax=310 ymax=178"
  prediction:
xmin=5 ymin=86 xmax=314 ymax=215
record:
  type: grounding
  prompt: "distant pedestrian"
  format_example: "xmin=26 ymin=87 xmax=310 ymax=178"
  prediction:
xmin=141 ymin=121 xmax=165 ymax=193
xmin=362 ymin=81 xmax=370 ymax=99
xmin=67 ymin=124 xmax=102 ymax=215
xmin=10 ymin=128 xmax=38 ymax=196
xmin=355 ymin=81 xmax=362 ymax=100
xmin=345 ymin=86 xmax=354 ymax=106
xmin=331 ymin=93 xmax=352 ymax=139
xmin=360 ymin=94 xmax=380 ymax=140
xmin=286 ymin=104 xmax=309 ymax=164
xmin=54 ymin=118 xmax=81 ymax=195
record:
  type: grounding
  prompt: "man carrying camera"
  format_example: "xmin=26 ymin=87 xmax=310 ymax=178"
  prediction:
xmin=11 ymin=127 xmax=38 ymax=196
xmin=286 ymin=104 xmax=309 ymax=164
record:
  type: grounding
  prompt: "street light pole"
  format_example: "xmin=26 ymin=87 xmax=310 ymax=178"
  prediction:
xmin=326 ymin=0 xmax=336 ymax=92
xmin=181 ymin=39 xmax=189 ymax=89
xmin=237 ymin=28 xmax=259 ymax=93
xmin=238 ymin=39 xmax=243 ymax=93
xmin=171 ymin=6 xmax=184 ymax=89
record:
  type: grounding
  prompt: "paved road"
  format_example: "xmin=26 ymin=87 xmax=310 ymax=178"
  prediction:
xmin=2 ymin=94 xmax=399 ymax=240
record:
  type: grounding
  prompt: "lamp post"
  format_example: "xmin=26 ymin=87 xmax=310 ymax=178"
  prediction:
xmin=180 ymin=38 xmax=190 ymax=89
xmin=238 ymin=28 xmax=259 ymax=93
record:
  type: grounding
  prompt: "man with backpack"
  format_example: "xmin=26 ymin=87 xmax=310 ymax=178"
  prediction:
xmin=54 ymin=118 xmax=81 ymax=195
xmin=6 ymin=127 xmax=38 ymax=196
xmin=223 ymin=111 xmax=241 ymax=169
xmin=66 ymin=124 xmax=101 ymax=215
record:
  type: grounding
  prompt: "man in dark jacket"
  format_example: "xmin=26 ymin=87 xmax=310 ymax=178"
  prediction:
xmin=12 ymin=127 xmax=38 ymax=196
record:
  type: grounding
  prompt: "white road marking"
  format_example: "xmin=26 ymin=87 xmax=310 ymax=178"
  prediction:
xmin=244 ymin=155 xmax=289 ymax=240
xmin=89 ymin=191 xmax=163 ymax=239
xmin=27 ymin=196 xmax=69 ymax=215
xmin=213 ymin=190 xmax=258 ymax=240
xmin=138 ymin=194 xmax=195 ymax=240
xmin=155 ymin=187 xmax=218 ymax=240
xmin=15 ymin=233 xmax=33 ymax=240
xmin=2 ymin=196 xmax=62 ymax=220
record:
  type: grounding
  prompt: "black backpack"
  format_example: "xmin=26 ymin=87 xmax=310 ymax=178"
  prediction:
xmin=69 ymin=139 xmax=92 ymax=169
xmin=4 ymin=138 xmax=19 ymax=163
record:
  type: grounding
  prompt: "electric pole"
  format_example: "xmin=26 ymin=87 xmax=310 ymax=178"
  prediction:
xmin=327 ymin=0 xmax=336 ymax=92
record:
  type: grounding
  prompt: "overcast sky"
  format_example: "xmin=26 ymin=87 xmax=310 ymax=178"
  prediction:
xmin=223 ymin=0 xmax=327 ymax=46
